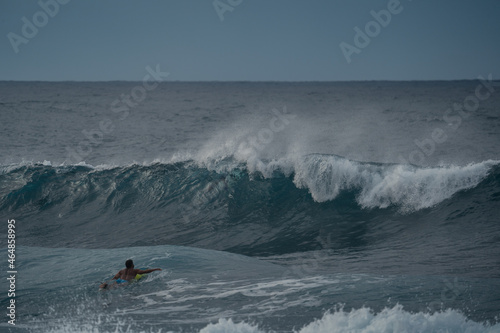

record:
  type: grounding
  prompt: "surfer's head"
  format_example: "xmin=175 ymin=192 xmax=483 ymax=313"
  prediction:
xmin=125 ymin=259 xmax=134 ymax=269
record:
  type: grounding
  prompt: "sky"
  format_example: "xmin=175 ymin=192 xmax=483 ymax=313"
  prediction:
xmin=1 ymin=0 xmax=499 ymax=81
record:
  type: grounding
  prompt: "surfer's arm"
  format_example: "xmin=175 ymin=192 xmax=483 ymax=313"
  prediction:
xmin=137 ymin=268 xmax=161 ymax=274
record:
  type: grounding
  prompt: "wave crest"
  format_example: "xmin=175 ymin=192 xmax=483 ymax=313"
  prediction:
xmin=1 ymin=155 xmax=497 ymax=214
xmin=1 ymin=155 xmax=498 ymax=252
xmin=292 ymin=155 xmax=498 ymax=212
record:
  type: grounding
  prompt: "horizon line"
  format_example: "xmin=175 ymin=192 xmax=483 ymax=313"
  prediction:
xmin=0 ymin=78 xmax=497 ymax=83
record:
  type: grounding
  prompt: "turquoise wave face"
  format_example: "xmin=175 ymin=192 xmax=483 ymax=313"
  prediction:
xmin=1 ymin=156 xmax=499 ymax=261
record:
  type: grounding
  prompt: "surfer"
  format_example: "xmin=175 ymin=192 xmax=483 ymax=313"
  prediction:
xmin=99 ymin=259 xmax=161 ymax=289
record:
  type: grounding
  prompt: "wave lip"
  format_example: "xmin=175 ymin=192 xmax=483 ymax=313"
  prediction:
xmin=292 ymin=155 xmax=499 ymax=213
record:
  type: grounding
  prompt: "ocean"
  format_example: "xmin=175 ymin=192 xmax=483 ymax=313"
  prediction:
xmin=0 ymin=80 xmax=499 ymax=332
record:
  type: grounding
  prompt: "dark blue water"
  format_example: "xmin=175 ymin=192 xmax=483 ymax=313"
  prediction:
xmin=1 ymin=81 xmax=499 ymax=332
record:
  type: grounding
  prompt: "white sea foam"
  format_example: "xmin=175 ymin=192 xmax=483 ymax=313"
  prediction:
xmin=2 ymin=152 xmax=497 ymax=213
xmin=292 ymin=155 xmax=499 ymax=213
xmin=196 ymin=306 xmax=499 ymax=333
xmin=199 ymin=318 xmax=264 ymax=333
xmin=20 ymin=302 xmax=500 ymax=333
xmin=296 ymin=305 xmax=499 ymax=333
xmin=191 ymin=150 xmax=499 ymax=213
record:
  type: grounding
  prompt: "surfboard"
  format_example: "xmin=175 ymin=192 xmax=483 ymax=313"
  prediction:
xmin=134 ymin=273 xmax=146 ymax=281
xmin=100 ymin=273 xmax=147 ymax=290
